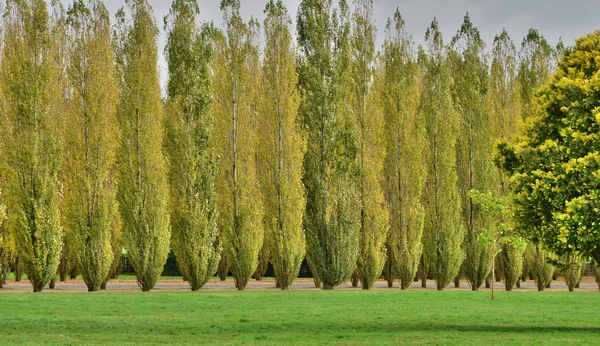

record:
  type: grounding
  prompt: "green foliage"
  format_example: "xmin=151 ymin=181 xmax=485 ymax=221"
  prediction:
xmin=297 ymin=0 xmax=360 ymax=289
xmin=0 ymin=0 xmax=65 ymax=292
xmin=489 ymin=30 xmax=525 ymax=291
xmin=258 ymin=0 xmax=306 ymax=290
xmin=62 ymin=0 xmax=120 ymax=292
xmin=449 ymin=13 xmax=494 ymax=290
xmin=349 ymin=0 xmax=388 ymax=290
xmin=164 ymin=0 xmax=219 ymax=291
xmin=420 ymin=19 xmax=464 ymax=290
xmin=114 ymin=0 xmax=170 ymax=292
xmin=497 ymin=31 xmax=600 ymax=266
xmin=381 ymin=9 xmax=425 ymax=290
xmin=212 ymin=0 xmax=264 ymax=290
xmin=518 ymin=28 xmax=553 ymax=120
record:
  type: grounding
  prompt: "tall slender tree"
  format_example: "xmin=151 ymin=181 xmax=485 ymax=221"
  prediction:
xmin=348 ymin=0 xmax=388 ymax=290
xmin=420 ymin=19 xmax=464 ymax=290
xmin=516 ymin=28 xmax=555 ymax=291
xmin=518 ymin=28 xmax=553 ymax=121
xmin=297 ymin=0 xmax=360 ymax=290
xmin=113 ymin=0 xmax=170 ymax=292
xmin=0 ymin=0 xmax=65 ymax=292
xmin=163 ymin=0 xmax=220 ymax=291
xmin=258 ymin=0 xmax=306 ymax=290
xmin=489 ymin=30 xmax=525 ymax=291
xmin=63 ymin=0 xmax=120 ymax=292
xmin=449 ymin=13 xmax=493 ymax=290
xmin=381 ymin=9 xmax=426 ymax=290
xmin=212 ymin=0 xmax=264 ymax=290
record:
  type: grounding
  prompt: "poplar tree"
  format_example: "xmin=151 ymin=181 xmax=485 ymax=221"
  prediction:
xmin=420 ymin=19 xmax=464 ymax=290
xmin=381 ymin=9 xmax=426 ymax=290
xmin=113 ymin=0 xmax=170 ymax=292
xmin=61 ymin=0 xmax=120 ymax=292
xmin=258 ymin=0 xmax=306 ymax=290
xmin=518 ymin=28 xmax=553 ymax=121
xmin=489 ymin=30 xmax=525 ymax=291
xmin=0 ymin=0 xmax=64 ymax=292
xmin=449 ymin=14 xmax=493 ymax=290
xmin=516 ymin=28 xmax=555 ymax=290
xmin=297 ymin=0 xmax=360 ymax=290
xmin=163 ymin=0 xmax=219 ymax=291
xmin=348 ymin=0 xmax=388 ymax=290
xmin=212 ymin=0 xmax=264 ymax=290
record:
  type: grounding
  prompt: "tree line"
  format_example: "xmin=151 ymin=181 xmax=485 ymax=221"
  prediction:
xmin=0 ymin=0 xmax=590 ymax=292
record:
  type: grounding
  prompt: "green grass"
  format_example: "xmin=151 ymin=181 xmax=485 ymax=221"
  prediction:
xmin=0 ymin=290 xmax=598 ymax=345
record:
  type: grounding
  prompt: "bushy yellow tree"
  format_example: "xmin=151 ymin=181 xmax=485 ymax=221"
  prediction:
xmin=258 ymin=0 xmax=306 ymax=290
xmin=62 ymin=0 xmax=120 ymax=292
xmin=113 ymin=0 xmax=170 ymax=292
xmin=0 ymin=0 xmax=65 ymax=292
xmin=163 ymin=0 xmax=220 ymax=291
xmin=212 ymin=0 xmax=264 ymax=290
xmin=381 ymin=9 xmax=426 ymax=290
xmin=420 ymin=19 xmax=464 ymax=290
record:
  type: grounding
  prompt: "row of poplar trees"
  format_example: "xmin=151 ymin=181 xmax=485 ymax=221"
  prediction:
xmin=0 ymin=0 xmax=565 ymax=292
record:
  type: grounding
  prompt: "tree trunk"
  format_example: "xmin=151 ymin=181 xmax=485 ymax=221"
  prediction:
xmin=49 ymin=279 xmax=56 ymax=289
xmin=322 ymin=282 xmax=334 ymax=290
xmin=351 ymin=271 xmax=359 ymax=288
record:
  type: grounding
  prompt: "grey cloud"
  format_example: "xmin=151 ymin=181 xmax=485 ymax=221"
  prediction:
xmin=58 ymin=0 xmax=600 ymax=89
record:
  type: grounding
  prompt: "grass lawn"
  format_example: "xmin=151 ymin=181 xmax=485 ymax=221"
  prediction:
xmin=0 ymin=290 xmax=598 ymax=345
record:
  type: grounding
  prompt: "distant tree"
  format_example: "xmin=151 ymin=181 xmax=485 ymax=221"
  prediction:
xmin=212 ymin=0 xmax=264 ymax=290
xmin=113 ymin=0 xmax=170 ymax=292
xmin=0 ymin=0 xmax=65 ymax=292
xmin=489 ymin=30 xmax=525 ymax=291
xmin=258 ymin=0 xmax=306 ymax=290
xmin=449 ymin=13 xmax=493 ymax=291
xmin=297 ymin=0 xmax=360 ymax=289
xmin=420 ymin=19 xmax=464 ymax=290
xmin=163 ymin=0 xmax=220 ymax=291
xmin=381 ymin=9 xmax=425 ymax=290
xmin=348 ymin=0 xmax=388 ymax=290
xmin=518 ymin=28 xmax=553 ymax=121
xmin=496 ymin=31 xmax=600 ymax=285
xmin=557 ymin=253 xmax=585 ymax=292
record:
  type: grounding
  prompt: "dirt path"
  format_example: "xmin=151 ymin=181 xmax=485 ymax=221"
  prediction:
xmin=1 ymin=276 xmax=598 ymax=292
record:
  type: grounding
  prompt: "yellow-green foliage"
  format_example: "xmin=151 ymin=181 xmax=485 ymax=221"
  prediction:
xmin=560 ymin=252 xmax=585 ymax=291
xmin=348 ymin=0 xmax=388 ymax=290
xmin=62 ymin=0 xmax=120 ymax=292
xmin=420 ymin=19 xmax=464 ymax=290
xmin=258 ymin=0 xmax=306 ymax=290
xmin=0 ymin=0 xmax=64 ymax=292
xmin=164 ymin=0 xmax=220 ymax=291
xmin=518 ymin=29 xmax=553 ymax=121
xmin=114 ymin=0 xmax=170 ymax=292
xmin=489 ymin=30 xmax=525 ymax=291
xmin=449 ymin=14 xmax=494 ymax=291
xmin=531 ymin=243 xmax=554 ymax=291
xmin=381 ymin=9 xmax=426 ymax=290
xmin=297 ymin=0 xmax=360 ymax=290
xmin=212 ymin=0 xmax=264 ymax=290
xmin=498 ymin=32 xmax=600 ymax=273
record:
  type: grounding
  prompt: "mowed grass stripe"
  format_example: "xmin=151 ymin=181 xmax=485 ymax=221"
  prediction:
xmin=0 ymin=290 xmax=598 ymax=345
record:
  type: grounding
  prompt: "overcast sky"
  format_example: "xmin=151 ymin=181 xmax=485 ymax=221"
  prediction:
xmin=56 ymin=0 xmax=600 ymax=91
